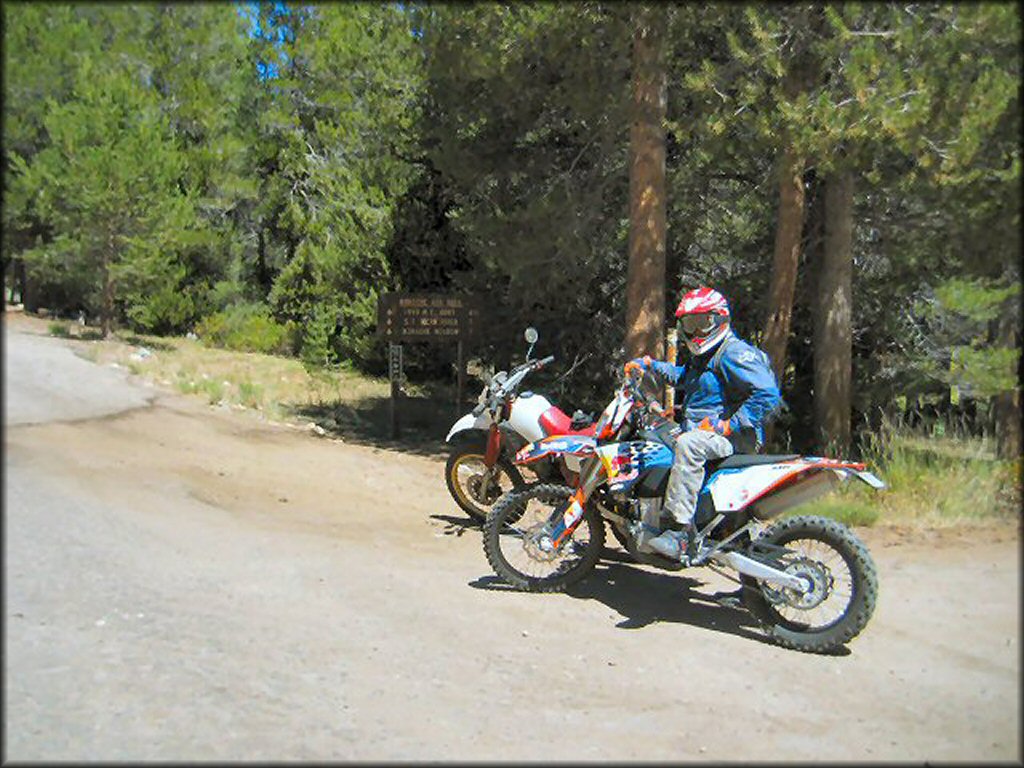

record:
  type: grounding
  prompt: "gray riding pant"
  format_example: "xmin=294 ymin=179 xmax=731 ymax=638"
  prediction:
xmin=663 ymin=430 xmax=734 ymax=526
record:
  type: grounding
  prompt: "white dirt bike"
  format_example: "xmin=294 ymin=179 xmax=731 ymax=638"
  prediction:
xmin=482 ymin=367 xmax=886 ymax=653
xmin=444 ymin=328 xmax=595 ymax=520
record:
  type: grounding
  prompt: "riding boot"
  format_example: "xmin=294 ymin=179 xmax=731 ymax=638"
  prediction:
xmin=646 ymin=523 xmax=698 ymax=564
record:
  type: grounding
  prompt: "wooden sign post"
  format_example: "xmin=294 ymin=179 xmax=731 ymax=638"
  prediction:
xmin=377 ymin=293 xmax=482 ymax=439
xmin=388 ymin=341 xmax=403 ymax=438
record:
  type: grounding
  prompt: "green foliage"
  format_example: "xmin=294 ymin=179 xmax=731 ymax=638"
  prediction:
xmin=795 ymin=412 xmax=1019 ymax=527
xmin=238 ymin=380 xmax=264 ymax=409
xmin=935 ymin=278 xmax=1020 ymax=325
xmin=2 ymin=2 xmax=1019 ymax=456
xmin=416 ymin=3 xmax=634 ymax=403
xmin=125 ymin=282 xmax=197 ymax=336
xmin=857 ymin=415 xmax=1021 ymax=522
xmin=48 ymin=321 xmax=71 ymax=338
xmin=299 ymin=304 xmax=339 ymax=372
xmin=6 ymin=9 xmax=201 ymax=328
xmin=195 ymin=303 xmax=288 ymax=355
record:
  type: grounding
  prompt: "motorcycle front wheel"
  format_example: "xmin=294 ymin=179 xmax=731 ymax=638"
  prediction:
xmin=445 ymin=443 xmax=525 ymax=521
xmin=740 ymin=515 xmax=878 ymax=654
xmin=483 ymin=483 xmax=605 ymax=592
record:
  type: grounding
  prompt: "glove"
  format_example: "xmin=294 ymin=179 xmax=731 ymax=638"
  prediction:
xmin=623 ymin=355 xmax=652 ymax=376
xmin=697 ymin=416 xmax=733 ymax=437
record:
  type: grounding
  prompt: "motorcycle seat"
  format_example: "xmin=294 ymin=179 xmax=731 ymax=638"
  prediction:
xmin=709 ymin=454 xmax=800 ymax=470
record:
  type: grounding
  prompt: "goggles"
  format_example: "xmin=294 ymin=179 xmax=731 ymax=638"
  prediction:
xmin=677 ymin=312 xmax=717 ymax=338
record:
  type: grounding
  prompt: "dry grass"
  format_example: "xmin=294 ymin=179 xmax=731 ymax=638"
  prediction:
xmin=65 ymin=327 xmax=393 ymax=423
xmin=55 ymin=321 xmax=458 ymax=451
xmin=797 ymin=420 xmax=1021 ymax=530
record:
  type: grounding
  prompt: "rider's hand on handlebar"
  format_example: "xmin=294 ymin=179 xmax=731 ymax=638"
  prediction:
xmin=623 ymin=355 xmax=651 ymax=377
xmin=697 ymin=416 xmax=733 ymax=437
xmin=647 ymin=400 xmax=666 ymax=417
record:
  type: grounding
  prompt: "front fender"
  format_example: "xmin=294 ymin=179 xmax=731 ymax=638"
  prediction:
xmin=515 ymin=435 xmax=597 ymax=465
xmin=446 ymin=411 xmax=492 ymax=443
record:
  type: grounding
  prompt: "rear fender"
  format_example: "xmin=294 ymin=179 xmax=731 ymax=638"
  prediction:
xmin=707 ymin=458 xmax=884 ymax=514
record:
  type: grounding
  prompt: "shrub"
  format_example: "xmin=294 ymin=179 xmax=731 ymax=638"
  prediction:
xmin=195 ymin=303 xmax=288 ymax=355
xmin=48 ymin=321 xmax=71 ymax=337
xmin=238 ymin=380 xmax=263 ymax=408
xmin=200 ymin=378 xmax=225 ymax=404
xmin=125 ymin=285 xmax=196 ymax=335
xmin=300 ymin=304 xmax=339 ymax=371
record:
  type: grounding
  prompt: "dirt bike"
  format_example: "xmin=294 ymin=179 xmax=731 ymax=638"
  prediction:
xmin=482 ymin=367 xmax=886 ymax=654
xmin=444 ymin=327 xmax=595 ymax=520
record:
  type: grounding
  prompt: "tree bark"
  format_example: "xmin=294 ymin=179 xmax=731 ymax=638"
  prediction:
xmin=994 ymin=306 xmax=1022 ymax=459
xmin=256 ymin=229 xmax=270 ymax=297
xmin=762 ymin=146 xmax=806 ymax=382
xmin=101 ymin=230 xmax=116 ymax=338
xmin=813 ymin=169 xmax=854 ymax=454
xmin=624 ymin=5 xmax=667 ymax=360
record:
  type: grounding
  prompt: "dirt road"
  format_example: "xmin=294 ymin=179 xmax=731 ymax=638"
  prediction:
xmin=4 ymin=316 xmax=1020 ymax=761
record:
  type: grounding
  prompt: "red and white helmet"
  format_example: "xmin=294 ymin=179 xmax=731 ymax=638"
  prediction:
xmin=674 ymin=286 xmax=731 ymax=355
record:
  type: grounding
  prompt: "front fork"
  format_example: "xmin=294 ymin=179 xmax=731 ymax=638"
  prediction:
xmin=483 ymin=423 xmax=502 ymax=467
xmin=544 ymin=456 xmax=606 ymax=550
xmin=477 ymin=423 xmax=503 ymax=498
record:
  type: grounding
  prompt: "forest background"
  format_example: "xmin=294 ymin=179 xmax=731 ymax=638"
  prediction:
xmin=3 ymin=2 xmax=1021 ymax=469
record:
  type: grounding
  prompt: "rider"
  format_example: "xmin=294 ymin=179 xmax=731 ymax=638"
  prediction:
xmin=625 ymin=286 xmax=782 ymax=563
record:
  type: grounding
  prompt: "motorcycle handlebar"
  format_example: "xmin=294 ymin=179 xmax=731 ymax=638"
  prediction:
xmin=488 ymin=354 xmax=556 ymax=405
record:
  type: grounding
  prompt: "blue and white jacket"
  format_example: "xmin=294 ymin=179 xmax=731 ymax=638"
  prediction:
xmin=647 ymin=331 xmax=783 ymax=450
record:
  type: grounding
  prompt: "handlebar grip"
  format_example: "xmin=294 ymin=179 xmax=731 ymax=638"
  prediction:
xmin=536 ymin=355 xmax=555 ymax=368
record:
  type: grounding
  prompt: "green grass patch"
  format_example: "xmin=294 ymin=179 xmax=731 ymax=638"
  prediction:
xmin=786 ymin=418 xmax=1021 ymax=529
xmin=796 ymin=493 xmax=882 ymax=527
xmin=238 ymin=380 xmax=263 ymax=409
xmin=48 ymin=321 xmax=71 ymax=338
xmin=199 ymin=377 xmax=225 ymax=404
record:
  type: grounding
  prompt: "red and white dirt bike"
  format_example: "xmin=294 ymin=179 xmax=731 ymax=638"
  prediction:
xmin=482 ymin=366 xmax=886 ymax=653
xmin=444 ymin=328 xmax=595 ymax=520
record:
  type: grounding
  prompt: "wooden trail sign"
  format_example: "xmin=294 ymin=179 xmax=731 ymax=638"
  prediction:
xmin=377 ymin=293 xmax=481 ymax=342
xmin=376 ymin=293 xmax=482 ymax=438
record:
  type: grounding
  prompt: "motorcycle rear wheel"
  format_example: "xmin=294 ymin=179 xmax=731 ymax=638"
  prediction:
xmin=483 ymin=483 xmax=605 ymax=592
xmin=445 ymin=443 xmax=525 ymax=521
xmin=740 ymin=515 xmax=878 ymax=654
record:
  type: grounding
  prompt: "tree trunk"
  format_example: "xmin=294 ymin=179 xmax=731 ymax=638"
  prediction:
xmin=994 ymin=306 xmax=1022 ymax=459
xmin=101 ymin=245 xmax=114 ymax=338
xmin=762 ymin=146 xmax=806 ymax=382
xmin=813 ymin=169 xmax=854 ymax=454
xmin=624 ymin=5 xmax=667 ymax=360
xmin=256 ymin=229 xmax=270 ymax=296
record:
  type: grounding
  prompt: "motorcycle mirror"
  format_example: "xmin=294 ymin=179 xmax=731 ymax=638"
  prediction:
xmin=524 ymin=327 xmax=538 ymax=360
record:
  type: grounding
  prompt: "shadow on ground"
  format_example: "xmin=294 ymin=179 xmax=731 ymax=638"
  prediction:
xmin=430 ymin=513 xmax=483 ymax=537
xmin=469 ymin=557 xmax=768 ymax=646
xmin=466 ymin=538 xmax=854 ymax=654
xmin=286 ymin=388 xmax=469 ymax=459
